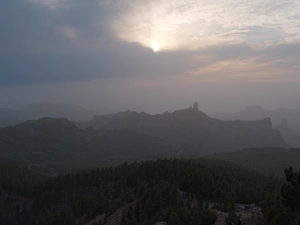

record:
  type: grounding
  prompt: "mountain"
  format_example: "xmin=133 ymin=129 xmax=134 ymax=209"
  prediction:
xmin=206 ymin=147 xmax=300 ymax=178
xmin=87 ymin=103 xmax=289 ymax=154
xmin=0 ymin=117 xmax=179 ymax=174
xmin=274 ymin=119 xmax=300 ymax=148
xmin=0 ymin=102 xmax=93 ymax=128
xmin=213 ymin=105 xmax=300 ymax=133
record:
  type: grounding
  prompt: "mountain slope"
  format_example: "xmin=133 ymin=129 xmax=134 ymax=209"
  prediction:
xmin=213 ymin=105 xmax=300 ymax=133
xmin=1 ymin=158 xmax=282 ymax=225
xmin=87 ymin=103 xmax=289 ymax=154
xmin=274 ymin=119 xmax=300 ymax=148
xmin=206 ymin=147 xmax=300 ymax=178
xmin=0 ymin=118 xmax=178 ymax=173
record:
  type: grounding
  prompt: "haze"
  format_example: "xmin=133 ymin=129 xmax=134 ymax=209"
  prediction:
xmin=1 ymin=0 xmax=300 ymax=114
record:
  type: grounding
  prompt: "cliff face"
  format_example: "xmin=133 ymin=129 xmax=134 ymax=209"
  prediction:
xmin=275 ymin=119 xmax=300 ymax=148
xmin=87 ymin=105 xmax=289 ymax=154
xmin=213 ymin=105 xmax=300 ymax=134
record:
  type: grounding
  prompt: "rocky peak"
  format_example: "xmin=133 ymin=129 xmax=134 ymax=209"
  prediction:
xmin=262 ymin=117 xmax=273 ymax=129
xmin=193 ymin=102 xmax=199 ymax=110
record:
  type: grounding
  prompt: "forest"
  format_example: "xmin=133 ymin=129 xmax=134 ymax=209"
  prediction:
xmin=1 ymin=157 xmax=299 ymax=225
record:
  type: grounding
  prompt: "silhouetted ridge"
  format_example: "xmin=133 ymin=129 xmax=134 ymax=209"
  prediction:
xmin=275 ymin=118 xmax=300 ymax=147
xmin=213 ymin=105 xmax=300 ymax=134
xmin=15 ymin=117 xmax=80 ymax=139
xmin=17 ymin=117 xmax=78 ymax=129
xmin=87 ymin=103 xmax=288 ymax=154
xmin=0 ymin=102 xmax=94 ymax=128
xmin=245 ymin=105 xmax=266 ymax=112
xmin=0 ymin=118 xmax=179 ymax=173
xmin=173 ymin=105 xmax=208 ymax=117
xmin=230 ymin=117 xmax=273 ymax=129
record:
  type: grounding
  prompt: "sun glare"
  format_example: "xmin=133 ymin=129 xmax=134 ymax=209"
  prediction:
xmin=151 ymin=42 xmax=161 ymax=52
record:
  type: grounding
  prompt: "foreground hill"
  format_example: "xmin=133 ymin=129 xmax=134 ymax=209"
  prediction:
xmin=0 ymin=118 xmax=178 ymax=174
xmin=0 ymin=158 xmax=282 ymax=225
xmin=206 ymin=147 xmax=300 ymax=178
xmin=87 ymin=103 xmax=288 ymax=154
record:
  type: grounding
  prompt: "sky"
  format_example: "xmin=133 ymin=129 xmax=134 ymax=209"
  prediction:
xmin=1 ymin=0 xmax=300 ymax=114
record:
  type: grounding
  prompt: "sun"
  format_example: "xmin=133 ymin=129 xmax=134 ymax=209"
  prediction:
xmin=151 ymin=42 xmax=161 ymax=52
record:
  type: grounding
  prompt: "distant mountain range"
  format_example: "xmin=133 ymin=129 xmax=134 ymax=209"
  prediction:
xmin=213 ymin=105 xmax=300 ymax=132
xmin=0 ymin=102 xmax=93 ymax=127
xmin=274 ymin=119 xmax=300 ymax=148
xmin=0 ymin=117 xmax=178 ymax=174
xmin=0 ymin=103 xmax=293 ymax=174
xmin=87 ymin=103 xmax=289 ymax=154
xmin=213 ymin=105 xmax=300 ymax=147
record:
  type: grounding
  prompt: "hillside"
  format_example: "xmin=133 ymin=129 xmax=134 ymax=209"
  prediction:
xmin=0 ymin=158 xmax=282 ymax=225
xmin=206 ymin=147 xmax=300 ymax=178
xmin=0 ymin=157 xmax=44 ymax=195
xmin=0 ymin=118 xmax=178 ymax=174
xmin=87 ymin=103 xmax=289 ymax=154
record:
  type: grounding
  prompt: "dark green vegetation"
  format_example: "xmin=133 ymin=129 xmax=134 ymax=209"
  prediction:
xmin=0 ymin=117 xmax=295 ymax=177
xmin=87 ymin=104 xmax=288 ymax=154
xmin=281 ymin=167 xmax=300 ymax=212
xmin=206 ymin=147 xmax=300 ymax=178
xmin=261 ymin=167 xmax=300 ymax=225
xmin=0 ymin=118 xmax=178 ymax=174
xmin=1 ymin=105 xmax=299 ymax=225
xmin=0 ymin=157 xmax=45 ymax=224
xmin=0 ymin=158 xmax=283 ymax=225
xmin=0 ymin=157 xmax=44 ymax=195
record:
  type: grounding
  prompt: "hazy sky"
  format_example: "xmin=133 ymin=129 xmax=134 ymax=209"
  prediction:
xmin=1 ymin=0 xmax=300 ymax=114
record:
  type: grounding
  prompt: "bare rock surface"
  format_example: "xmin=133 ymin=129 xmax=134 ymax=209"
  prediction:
xmin=212 ymin=203 xmax=264 ymax=225
xmin=85 ymin=202 xmax=264 ymax=225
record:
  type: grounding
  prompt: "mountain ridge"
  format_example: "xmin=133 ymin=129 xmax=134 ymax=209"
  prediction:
xmin=0 ymin=102 xmax=94 ymax=128
xmin=213 ymin=105 xmax=300 ymax=133
xmin=87 ymin=103 xmax=289 ymax=154
xmin=274 ymin=118 xmax=300 ymax=147
xmin=0 ymin=117 xmax=179 ymax=174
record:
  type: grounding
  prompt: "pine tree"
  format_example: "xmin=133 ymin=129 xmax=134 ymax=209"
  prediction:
xmin=168 ymin=212 xmax=180 ymax=225
xmin=281 ymin=167 xmax=300 ymax=211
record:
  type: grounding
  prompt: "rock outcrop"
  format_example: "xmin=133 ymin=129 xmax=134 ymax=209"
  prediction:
xmin=87 ymin=104 xmax=289 ymax=154
xmin=275 ymin=118 xmax=300 ymax=147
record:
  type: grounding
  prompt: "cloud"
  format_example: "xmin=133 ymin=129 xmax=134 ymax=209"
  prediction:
xmin=0 ymin=0 xmax=299 ymax=87
xmin=29 ymin=0 xmax=69 ymax=9
xmin=58 ymin=26 xmax=80 ymax=41
xmin=104 ymin=0 xmax=300 ymax=51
